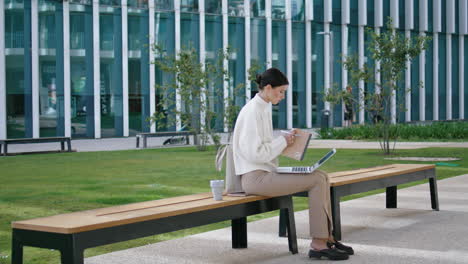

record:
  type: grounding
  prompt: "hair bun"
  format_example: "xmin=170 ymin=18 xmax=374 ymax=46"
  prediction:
xmin=255 ymin=74 xmax=262 ymax=85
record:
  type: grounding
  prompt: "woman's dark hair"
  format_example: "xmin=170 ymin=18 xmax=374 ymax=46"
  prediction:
xmin=255 ymin=68 xmax=289 ymax=90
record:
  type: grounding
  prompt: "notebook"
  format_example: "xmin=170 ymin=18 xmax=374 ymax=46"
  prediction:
xmin=281 ymin=129 xmax=312 ymax=161
xmin=276 ymin=149 xmax=336 ymax=174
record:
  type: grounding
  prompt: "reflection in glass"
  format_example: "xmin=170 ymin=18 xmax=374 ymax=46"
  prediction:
xmin=180 ymin=0 xmax=198 ymax=12
xmin=155 ymin=0 xmax=173 ymax=10
xmin=291 ymin=0 xmax=304 ymax=21
xmin=6 ymin=2 xmax=30 ymax=138
xmin=271 ymin=0 xmax=285 ymax=20
xmin=250 ymin=17 xmax=266 ymax=97
xmin=70 ymin=2 xmax=94 ymax=138
xmin=228 ymin=16 xmax=246 ymax=108
xmin=250 ymin=0 xmax=265 ymax=17
xmin=312 ymin=23 xmax=324 ymax=127
xmin=205 ymin=14 xmax=223 ymax=131
xmin=154 ymin=11 xmax=175 ymax=131
xmin=100 ymin=5 xmax=123 ymax=137
xmin=205 ymin=0 xmax=221 ymax=14
xmin=228 ymin=0 xmax=244 ymax=17
xmin=128 ymin=8 xmax=150 ymax=135
xmin=292 ymin=22 xmax=305 ymax=127
xmin=272 ymin=20 xmax=287 ymax=129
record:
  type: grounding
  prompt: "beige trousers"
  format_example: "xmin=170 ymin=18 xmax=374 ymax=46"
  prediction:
xmin=241 ymin=169 xmax=333 ymax=238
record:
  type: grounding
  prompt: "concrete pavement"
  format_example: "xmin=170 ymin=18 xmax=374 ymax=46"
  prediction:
xmin=86 ymin=174 xmax=468 ymax=264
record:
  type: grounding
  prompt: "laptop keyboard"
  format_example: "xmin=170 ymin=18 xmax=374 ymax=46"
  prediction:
xmin=292 ymin=167 xmax=309 ymax=173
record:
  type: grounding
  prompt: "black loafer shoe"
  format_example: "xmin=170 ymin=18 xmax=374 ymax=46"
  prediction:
xmin=327 ymin=241 xmax=354 ymax=255
xmin=308 ymin=248 xmax=349 ymax=260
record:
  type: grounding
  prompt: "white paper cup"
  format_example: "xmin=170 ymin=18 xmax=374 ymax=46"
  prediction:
xmin=210 ymin=180 xmax=224 ymax=201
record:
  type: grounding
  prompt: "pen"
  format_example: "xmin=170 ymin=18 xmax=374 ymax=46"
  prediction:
xmin=280 ymin=130 xmax=301 ymax=137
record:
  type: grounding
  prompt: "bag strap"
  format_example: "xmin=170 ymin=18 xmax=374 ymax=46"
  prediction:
xmin=215 ymin=144 xmax=228 ymax=172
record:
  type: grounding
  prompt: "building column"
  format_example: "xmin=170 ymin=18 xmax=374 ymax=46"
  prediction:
xmin=305 ymin=0 xmax=312 ymax=128
xmin=265 ymin=0 xmax=272 ymax=68
xmin=174 ymin=0 xmax=181 ymax=130
xmin=199 ymin=0 xmax=206 ymax=129
xmin=286 ymin=0 xmax=292 ymax=129
xmin=93 ymin=0 xmax=101 ymax=138
xmin=405 ymin=30 xmax=411 ymax=122
xmin=244 ymin=0 xmax=251 ymax=101
xmin=433 ymin=33 xmax=439 ymax=120
xmin=149 ymin=0 xmax=156 ymax=132
xmin=0 ymin=0 xmax=6 ymax=139
xmin=31 ymin=0 xmax=39 ymax=137
xmin=122 ymin=0 xmax=129 ymax=135
xmin=63 ymin=1 xmax=71 ymax=137
xmin=358 ymin=25 xmax=364 ymax=124
xmin=222 ymin=0 xmax=229 ymax=132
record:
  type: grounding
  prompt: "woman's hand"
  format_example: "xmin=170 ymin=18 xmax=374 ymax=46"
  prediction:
xmin=283 ymin=129 xmax=297 ymax=146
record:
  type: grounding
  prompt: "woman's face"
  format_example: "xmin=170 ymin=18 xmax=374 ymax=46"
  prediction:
xmin=265 ymin=84 xmax=288 ymax=105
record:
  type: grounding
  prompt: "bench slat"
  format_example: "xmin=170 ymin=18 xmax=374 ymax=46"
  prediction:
xmin=329 ymin=164 xmax=435 ymax=186
xmin=12 ymin=193 xmax=269 ymax=234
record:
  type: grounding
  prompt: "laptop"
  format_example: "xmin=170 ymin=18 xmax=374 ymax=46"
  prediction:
xmin=276 ymin=148 xmax=337 ymax=174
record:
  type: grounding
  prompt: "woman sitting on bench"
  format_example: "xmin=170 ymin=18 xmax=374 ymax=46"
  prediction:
xmin=232 ymin=68 xmax=354 ymax=261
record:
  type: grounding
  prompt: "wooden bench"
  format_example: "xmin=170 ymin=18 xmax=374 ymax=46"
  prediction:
xmin=11 ymin=193 xmax=298 ymax=264
xmin=135 ymin=131 xmax=192 ymax=149
xmin=278 ymin=164 xmax=439 ymax=240
xmin=0 ymin=137 xmax=72 ymax=156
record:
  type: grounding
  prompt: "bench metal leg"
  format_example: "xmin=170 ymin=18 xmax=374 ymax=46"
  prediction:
xmin=284 ymin=197 xmax=298 ymax=254
xmin=12 ymin=232 xmax=24 ymax=264
xmin=278 ymin=208 xmax=288 ymax=237
xmin=232 ymin=217 xmax=247 ymax=249
xmin=60 ymin=248 xmax=84 ymax=264
xmin=143 ymin=136 xmax=148 ymax=149
xmin=386 ymin=186 xmax=397 ymax=208
xmin=61 ymin=141 xmax=65 ymax=151
xmin=4 ymin=143 xmax=7 ymax=156
xmin=67 ymin=139 xmax=72 ymax=152
xmin=331 ymin=187 xmax=342 ymax=241
xmin=429 ymin=177 xmax=439 ymax=211
xmin=136 ymin=136 xmax=140 ymax=148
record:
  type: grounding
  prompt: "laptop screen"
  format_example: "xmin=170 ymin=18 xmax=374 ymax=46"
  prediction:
xmin=316 ymin=149 xmax=336 ymax=166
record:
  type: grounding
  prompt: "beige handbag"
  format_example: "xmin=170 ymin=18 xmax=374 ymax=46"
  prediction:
xmin=215 ymin=144 xmax=245 ymax=196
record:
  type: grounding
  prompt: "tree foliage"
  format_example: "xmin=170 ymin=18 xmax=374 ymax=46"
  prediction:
xmin=325 ymin=19 xmax=431 ymax=154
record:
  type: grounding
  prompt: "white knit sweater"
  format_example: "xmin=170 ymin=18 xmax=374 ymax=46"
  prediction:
xmin=232 ymin=94 xmax=287 ymax=175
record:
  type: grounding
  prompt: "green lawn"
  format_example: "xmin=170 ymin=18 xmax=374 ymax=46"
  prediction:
xmin=0 ymin=147 xmax=467 ymax=263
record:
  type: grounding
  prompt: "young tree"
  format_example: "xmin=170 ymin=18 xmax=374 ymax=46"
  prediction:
xmin=325 ymin=19 xmax=430 ymax=154
xmin=150 ymin=45 xmax=246 ymax=151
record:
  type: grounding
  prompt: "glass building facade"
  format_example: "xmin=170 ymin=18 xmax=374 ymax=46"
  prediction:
xmin=0 ymin=0 xmax=467 ymax=139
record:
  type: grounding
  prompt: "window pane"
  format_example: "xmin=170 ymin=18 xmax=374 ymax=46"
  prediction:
xmin=228 ymin=16 xmax=246 ymax=108
xmin=272 ymin=0 xmax=285 ymax=20
xmin=154 ymin=11 xmax=175 ymax=131
xmin=332 ymin=24 xmax=342 ymax=126
xmin=250 ymin=17 xmax=266 ymax=97
xmin=205 ymin=0 xmax=221 ymax=14
xmin=128 ymin=8 xmax=150 ymax=135
xmin=291 ymin=0 xmax=304 ymax=21
xmin=180 ymin=0 xmax=198 ymax=12
xmin=205 ymin=14 xmax=224 ymax=131
xmin=6 ymin=2 xmax=30 ymax=138
xmin=272 ymin=20 xmax=287 ymax=128
xmin=250 ymin=0 xmax=265 ymax=17
xmin=292 ymin=22 xmax=305 ymax=127
xmin=228 ymin=0 xmax=244 ymax=17
xmin=411 ymin=31 xmax=420 ymax=121
xmin=425 ymin=35 xmax=434 ymax=120
xmin=312 ymin=22 xmax=324 ymax=127
xmin=39 ymin=0 xmax=65 ymax=137
xmin=100 ymin=5 xmax=123 ymax=137
xmin=452 ymin=35 xmax=459 ymax=118
xmin=71 ymin=3 xmax=95 ymax=138
xmin=439 ymin=34 xmax=446 ymax=119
